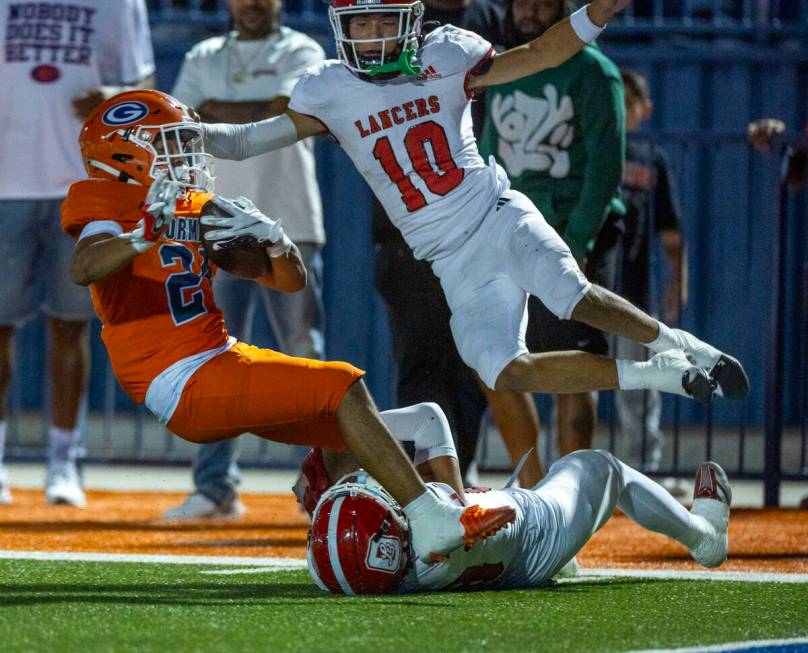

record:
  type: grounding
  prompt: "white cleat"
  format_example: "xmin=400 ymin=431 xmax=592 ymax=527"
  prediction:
xmin=688 ymin=462 xmax=732 ymax=568
xmin=162 ymin=492 xmax=246 ymax=521
xmin=45 ymin=461 xmax=86 ymax=508
xmin=0 ymin=466 xmax=12 ymax=505
xmin=671 ymin=329 xmax=750 ymax=400
xmin=646 ymin=350 xmax=716 ymax=406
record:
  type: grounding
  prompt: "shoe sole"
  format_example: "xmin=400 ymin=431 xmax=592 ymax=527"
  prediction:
xmin=694 ymin=461 xmax=732 ymax=505
xmin=460 ymin=504 xmax=516 ymax=549
xmin=682 ymin=368 xmax=716 ymax=406
xmin=711 ymin=354 xmax=750 ymax=400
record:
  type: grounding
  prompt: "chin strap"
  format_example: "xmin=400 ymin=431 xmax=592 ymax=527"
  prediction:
xmin=366 ymin=48 xmax=422 ymax=77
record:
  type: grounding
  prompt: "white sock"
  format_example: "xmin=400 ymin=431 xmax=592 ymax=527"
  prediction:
xmin=616 ymin=359 xmax=650 ymax=391
xmin=0 ymin=421 xmax=6 ymax=465
xmin=49 ymin=426 xmax=80 ymax=463
xmin=645 ymin=321 xmax=681 ymax=353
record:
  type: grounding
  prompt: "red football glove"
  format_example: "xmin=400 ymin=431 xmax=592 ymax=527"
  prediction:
xmin=141 ymin=172 xmax=180 ymax=241
xmin=292 ymin=447 xmax=333 ymax=517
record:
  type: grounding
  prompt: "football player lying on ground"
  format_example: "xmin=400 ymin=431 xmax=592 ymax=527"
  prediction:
xmin=61 ymin=89 xmax=516 ymax=563
xmin=202 ymin=0 xmax=749 ymax=407
xmin=299 ymin=425 xmax=732 ymax=595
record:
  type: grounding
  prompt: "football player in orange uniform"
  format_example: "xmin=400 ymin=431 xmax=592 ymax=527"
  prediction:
xmin=61 ymin=89 xmax=515 ymax=562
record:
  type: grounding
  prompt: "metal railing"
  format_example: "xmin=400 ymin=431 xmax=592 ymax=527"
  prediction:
xmin=145 ymin=0 xmax=808 ymax=41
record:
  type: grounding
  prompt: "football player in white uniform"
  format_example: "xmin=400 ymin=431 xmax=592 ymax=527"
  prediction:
xmin=305 ymin=427 xmax=732 ymax=595
xmin=201 ymin=0 xmax=749 ymax=406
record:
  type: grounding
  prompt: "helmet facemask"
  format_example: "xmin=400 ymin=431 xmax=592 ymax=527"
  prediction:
xmin=135 ymin=122 xmax=215 ymax=193
xmin=329 ymin=2 xmax=424 ymax=77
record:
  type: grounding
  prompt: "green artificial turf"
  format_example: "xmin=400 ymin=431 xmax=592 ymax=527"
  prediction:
xmin=0 ymin=560 xmax=806 ymax=652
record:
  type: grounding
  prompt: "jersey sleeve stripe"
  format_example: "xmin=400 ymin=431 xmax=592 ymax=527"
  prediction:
xmin=78 ymin=220 xmax=124 ymax=241
xmin=464 ymin=47 xmax=496 ymax=99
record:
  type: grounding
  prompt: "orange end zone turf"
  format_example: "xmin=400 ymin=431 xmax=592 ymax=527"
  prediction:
xmin=0 ymin=489 xmax=806 ymax=573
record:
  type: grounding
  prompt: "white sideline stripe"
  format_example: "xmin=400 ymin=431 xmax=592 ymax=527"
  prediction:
xmin=1 ymin=552 xmax=806 ymax=585
xmin=0 ymin=550 xmax=306 ymax=568
xmin=576 ymin=568 xmax=808 ymax=584
xmin=199 ymin=566 xmax=304 ymax=575
xmin=625 ymin=635 xmax=808 ymax=653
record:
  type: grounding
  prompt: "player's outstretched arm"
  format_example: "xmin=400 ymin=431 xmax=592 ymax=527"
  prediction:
xmin=202 ymin=109 xmax=326 ymax=161
xmin=468 ymin=0 xmax=632 ymax=91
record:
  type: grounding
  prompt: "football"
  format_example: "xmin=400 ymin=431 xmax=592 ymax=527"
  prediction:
xmin=200 ymin=199 xmax=270 ymax=279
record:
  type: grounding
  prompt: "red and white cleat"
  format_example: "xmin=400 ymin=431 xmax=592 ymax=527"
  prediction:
xmin=689 ymin=462 xmax=732 ymax=568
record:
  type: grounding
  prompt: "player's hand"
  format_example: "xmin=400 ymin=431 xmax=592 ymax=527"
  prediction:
xmin=201 ymin=195 xmax=286 ymax=251
xmin=72 ymin=89 xmax=105 ymax=120
xmin=747 ymin=118 xmax=786 ymax=152
xmin=589 ymin=0 xmax=633 ymax=25
xmin=142 ymin=172 xmax=180 ymax=241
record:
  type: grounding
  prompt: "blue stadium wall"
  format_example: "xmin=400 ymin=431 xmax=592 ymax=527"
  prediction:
xmin=13 ymin=23 xmax=808 ymax=428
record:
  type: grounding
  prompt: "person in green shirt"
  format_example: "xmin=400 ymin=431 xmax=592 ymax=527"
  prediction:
xmin=475 ymin=0 xmax=626 ymax=480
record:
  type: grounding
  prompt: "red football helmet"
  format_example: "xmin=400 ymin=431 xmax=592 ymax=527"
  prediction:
xmin=79 ymin=89 xmax=214 ymax=192
xmin=307 ymin=473 xmax=412 ymax=595
xmin=328 ymin=0 xmax=424 ymax=76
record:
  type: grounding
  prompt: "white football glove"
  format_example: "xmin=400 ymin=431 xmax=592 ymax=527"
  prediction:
xmin=120 ymin=173 xmax=181 ymax=253
xmin=142 ymin=172 xmax=181 ymax=241
xmin=201 ymin=195 xmax=291 ymax=255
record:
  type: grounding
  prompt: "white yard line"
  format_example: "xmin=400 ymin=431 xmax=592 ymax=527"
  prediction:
xmin=625 ymin=635 xmax=808 ymax=653
xmin=0 ymin=550 xmax=306 ymax=568
xmin=0 ymin=551 xmax=805 ymax=585
xmin=576 ymin=568 xmax=808 ymax=584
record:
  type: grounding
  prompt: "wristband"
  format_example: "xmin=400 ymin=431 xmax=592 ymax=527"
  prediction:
xmin=267 ymin=233 xmax=294 ymax=258
xmin=570 ymin=5 xmax=605 ymax=43
xmin=119 ymin=230 xmax=153 ymax=254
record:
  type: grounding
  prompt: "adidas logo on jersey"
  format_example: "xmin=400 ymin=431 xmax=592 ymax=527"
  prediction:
xmin=354 ymin=95 xmax=441 ymax=139
xmin=416 ymin=65 xmax=442 ymax=81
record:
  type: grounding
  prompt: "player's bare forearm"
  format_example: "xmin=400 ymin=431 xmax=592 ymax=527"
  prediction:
xmin=287 ymin=108 xmax=328 ymax=139
xmin=255 ymin=243 xmax=307 ymax=292
xmin=416 ymin=456 xmax=466 ymax=503
xmin=70 ymin=233 xmax=142 ymax=286
xmin=469 ymin=0 xmax=630 ymax=90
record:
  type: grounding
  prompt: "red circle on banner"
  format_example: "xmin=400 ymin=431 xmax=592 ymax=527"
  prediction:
xmin=31 ymin=65 xmax=61 ymax=83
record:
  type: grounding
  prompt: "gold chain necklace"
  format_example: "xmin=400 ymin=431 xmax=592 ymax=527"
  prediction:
xmin=228 ymin=35 xmax=269 ymax=84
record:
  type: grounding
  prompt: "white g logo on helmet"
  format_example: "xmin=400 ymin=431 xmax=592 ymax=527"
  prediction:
xmin=102 ymin=101 xmax=149 ymax=126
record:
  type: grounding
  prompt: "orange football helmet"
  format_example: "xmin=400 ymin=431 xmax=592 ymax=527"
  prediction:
xmin=79 ymin=89 xmax=214 ymax=192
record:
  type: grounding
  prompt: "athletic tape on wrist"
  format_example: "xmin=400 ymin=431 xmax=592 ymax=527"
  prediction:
xmin=570 ymin=5 xmax=605 ymax=43
xmin=267 ymin=233 xmax=294 ymax=258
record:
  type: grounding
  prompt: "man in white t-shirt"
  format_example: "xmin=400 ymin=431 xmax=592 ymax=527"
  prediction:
xmin=164 ymin=0 xmax=327 ymax=520
xmin=0 ymin=0 xmax=155 ymax=507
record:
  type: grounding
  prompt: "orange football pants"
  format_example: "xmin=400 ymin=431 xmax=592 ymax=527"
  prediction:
xmin=167 ymin=342 xmax=364 ymax=451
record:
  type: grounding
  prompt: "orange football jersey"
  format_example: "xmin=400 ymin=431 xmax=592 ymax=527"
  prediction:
xmin=61 ymin=179 xmax=229 ymax=403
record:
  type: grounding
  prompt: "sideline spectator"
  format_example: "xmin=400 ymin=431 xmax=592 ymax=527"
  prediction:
xmin=372 ymin=0 xmax=489 ymax=483
xmin=165 ymin=0 xmax=326 ymax=519
xmin=0 ymin=0 xmax=154 ymax=506
xmin=613 ymin=69 xmax=687 ymax=487
xmin=476 ymin=0 xmax=626 ymax=484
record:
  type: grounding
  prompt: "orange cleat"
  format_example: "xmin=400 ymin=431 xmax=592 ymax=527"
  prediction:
xmin=460 ymin=504 xmax=516 ymax=549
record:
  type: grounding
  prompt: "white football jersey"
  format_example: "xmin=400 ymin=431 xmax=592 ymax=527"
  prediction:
xmin=401 ymin=482 xmax=563 ymax=593
xmin=289 ymin=25 xmax=509 ymax=261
